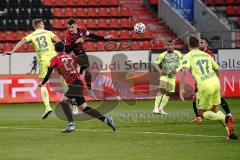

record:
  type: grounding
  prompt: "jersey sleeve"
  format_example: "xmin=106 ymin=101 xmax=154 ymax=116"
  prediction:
xmin=182 ymin=53 xmax=191 ymax=69
xmin=24 ymin=33 xmax=32 ymax=42
xmin=48 ymin=31 xmax=57 ymax=39
xmin=80 ymin=27 xmax=90 ymax=36
xmin=49 ymin=57 xmax=58 ymax=68
xmin=155 ymin=53 xmax=164 ymax=65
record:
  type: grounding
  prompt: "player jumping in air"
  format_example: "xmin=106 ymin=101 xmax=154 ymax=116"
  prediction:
xmin=64 ymin=18 xmax=112 ymax=99
xmin=39 ymin=41 xmax=116 ymax=133
xmin=153 ymin=40 xmax=182 ymax=114
xmin=4 ymin=19 xmax=60 ymax=119
xmin=191 ymin=38 xmax=232 ymax=123
xmin=180 ymin=35 xmax=237 ymax=140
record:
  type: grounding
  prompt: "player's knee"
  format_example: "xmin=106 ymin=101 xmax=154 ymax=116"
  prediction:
xmin=78 ymin=102 xmax=87 ymax=110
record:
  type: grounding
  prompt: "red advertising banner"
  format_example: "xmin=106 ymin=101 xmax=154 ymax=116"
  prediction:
xmin=0 ymin=70 xmax=239 ymax=103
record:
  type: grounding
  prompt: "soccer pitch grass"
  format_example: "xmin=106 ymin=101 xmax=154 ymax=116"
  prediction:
xmin=0 ymin=98 xmax=239 ymax=160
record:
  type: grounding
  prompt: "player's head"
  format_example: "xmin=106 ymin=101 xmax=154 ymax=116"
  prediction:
xmin=187 ymin=35 xmax=199 ymax=49
xmin=67 ymin=18 xmax=78 ymax=34
xmin=32 ymin=19 xmax=44 ymax=30
xmin=200 ymin=38 xmax=209 ymax=51
xmin=166 ymin=40 xmax=174 ymax=52
xmin=55 ymin=41 xmax=65 ymax=53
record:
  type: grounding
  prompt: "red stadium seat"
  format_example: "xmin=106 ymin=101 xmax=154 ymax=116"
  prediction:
xmin=98 ymin=19 xmax=109 ymax=28
xmin=86 ymin=8 xmax=97 ymax=17
xmin=120 ymin=18 xmax=131 ymax=28
xmin=97 ymin=30 xmax=106 ymax=37
xmin=213 ymin=0 xmax=225 ymax=5
xmin=42 ymin=0 xmax=54 ymax=6
xmin=2 ymin=43 xmax=14 ymax=52
xmin=54 ymin=0 xmax=65 ymax=6
xmin=85 ymin=42 xmax=96 ymax=51
xmin=119 ymin=41 xmax=131 ymax=50
xmin=131 ymin=18 xmax=140 ymax=26
xmin=86 ymin=19 xmax=97 ymax=28
xmin=4 ymin=31 xmax=15 ymax=41
xmin=132 ymin=32 xmax=142 ymax=39
xmin=225 ymin=6 xmax=236 ymax=15
xmin=110 ymin=0 xmax=119 ymax=6
xmin=76 ymin=0 xmax=85 ymax=6
xmin=109 ymin=19 xmax=119 ymax=28
xmin=109 ymin=7 xmax=119 ymax=17
xmin=52 ymin=19 xmax=64 ymax=29
xmin=17 ymin=43 xmax=28 ymax=52
xmin=226 ymin=0 xmax=236 ymax=5
xmin=96 ymin=42 xmax=105 ymax=51
xmin=77 ymin=19 xmax=86 ymax=28
xmin=52 ymin=8 xmax=63 ymax=17
xmin=108 ymin=30 xmax=119 ymax=39
xmin=98 ymin=8 xmax=108 ymax=17
xmin=131 ymin=41 xmax=142 ymax=50
xmin=99 ymin=0 xmax=108 ymax=6
xmin=154 ymin=41 xmax=164 ymax=49
xmin=237 ymin=6 xmax=240 ymax=15
xmin=86 ymin=0 xmax=98 ymax=6
xmin=142 ymin=41 xmax=153 ymax=49
xmin=53 ymin=31 xmax=63 ymax=39
xmin=120 ymin=7 xmax=131 ymax=17
xmin=65 ymin=0 xmax=76 ymax=6
xmin=63 ymin=8 xmax=75 ymax=17
xmin=16 ymin=31 xmax=26 ymax=40
xmin=25 ymin=43 xmax=34 ymax=52
xmin=143 ymin=30 xmax=153 ymax=39
xmin=76 ymin=8 xmax=87 ymax=17
xmin=150 ymin=0 xmax=158 ymax=5
xmin=0 ymin=32 xmax=4 ymax=41
xmin=120 ymin=30 xmax=131 ymax=39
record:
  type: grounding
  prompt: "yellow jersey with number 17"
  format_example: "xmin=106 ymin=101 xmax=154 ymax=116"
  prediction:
xmin=24 ymin=29 xmax=57 ymax=61
xmin=182 ymin=49 xmax=219 ymax=90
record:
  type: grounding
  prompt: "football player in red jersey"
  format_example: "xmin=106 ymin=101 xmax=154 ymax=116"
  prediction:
xmin=191 ymin=38 xmax=232 ymax=123
xmin=39 ymin=41 xmax=116 ymax=133
xmin=64 ymin=18 xmax=112 ymax=99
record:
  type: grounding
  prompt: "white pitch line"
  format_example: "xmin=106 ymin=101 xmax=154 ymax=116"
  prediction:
xmin=0 ymin=126 xmax=225 ymax=138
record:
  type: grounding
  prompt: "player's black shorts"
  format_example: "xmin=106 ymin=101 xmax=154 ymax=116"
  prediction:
xmin=76 ymin=50 xmax=90 ymax=68
xmin=65 ymin=79 xmax=85 ymax=106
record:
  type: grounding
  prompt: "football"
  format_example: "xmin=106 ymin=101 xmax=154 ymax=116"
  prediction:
xmin=134 ymin=22 xmax=146 ymax=34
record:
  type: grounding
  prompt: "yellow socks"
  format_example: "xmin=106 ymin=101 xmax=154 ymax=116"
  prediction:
xmin=40 ymin=86 xmax=51 ymax=110
xmin=154 ymin=92 xmax=169 ymax=110
xmin=203 ymin=110 xmax=225 ymax=123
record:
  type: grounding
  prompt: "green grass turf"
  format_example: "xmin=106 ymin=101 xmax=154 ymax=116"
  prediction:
xmin=0 ymin=98 xmax=240 ymax=160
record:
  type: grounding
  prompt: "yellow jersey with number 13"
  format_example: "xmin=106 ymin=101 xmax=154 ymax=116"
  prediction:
xmin=24 ymin=29 xmax=57 ymax=61
xmin=182 ymin=49 xmax=219 ymax=89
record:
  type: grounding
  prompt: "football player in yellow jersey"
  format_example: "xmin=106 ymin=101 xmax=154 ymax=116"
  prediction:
xmin=4 ymin=19 xmax=60 ymax=119
xmin=153 ymin=41 xmax=182 ymax=114
xmin=180 ymin=35 xmax=237 ymax=140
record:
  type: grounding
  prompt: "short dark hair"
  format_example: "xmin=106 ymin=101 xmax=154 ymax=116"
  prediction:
xmin=188 ymin=35 xmax=199 ymax=48
xmin=32 ymin=19 xmax=43 ymax=28
xmin=55 ymin=41 xmax=65 ymax=52
xmin=201 ymin=37 xmax=209 ymax=44
xmin=67 ymin=18 xmax=77 ymax=25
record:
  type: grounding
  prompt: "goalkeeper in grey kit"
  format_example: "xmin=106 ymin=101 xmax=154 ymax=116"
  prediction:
xmin=153 ymin=41 xmax=183 ymax=114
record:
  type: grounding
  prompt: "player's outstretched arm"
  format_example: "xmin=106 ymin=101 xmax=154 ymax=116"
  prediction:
xmin=4 ymin=38 xmax=27 ymax=55
xmin=87 ymin=33 xmax=112 ymax=41
xmin=39 ymin=67 xmax=54 ymax=87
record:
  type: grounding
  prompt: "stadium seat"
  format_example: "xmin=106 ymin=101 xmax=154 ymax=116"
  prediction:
xmin=8 ymin=8 xmax=18 ymax=19
xmin=85 ymin=42 xmax=96 ymax=51
xmin=149 ymin=0 xmax=158 ymax=5
xmin=110 ymin=0 xmax=120 ymax=6
xmin=86 ymin=8 xmax=97 ymax=17
xmin=142 ymin=41 xmax=153 ymax=49
xmin=99 ymin=0 xmax=108 ymax=6
xmin=97 ymin=30 xmax=106 ymax=37
xmin=75 ymin=8 xmax=86 ymax=17
xmin=96 ymin=42 xmax=106 ymax=51
xmin=4 ymin=31 xmax=15 ymax=41
xmin=143 ymin=31 xmax=153 ymax=39
xmin=132 ymin=32 xmax=142 ymax=39
xmin=225 ymin=6 xmax=236 ymax=15
xmin=32 ymin=0 xmax=42 ymax=7
xmin=154 ymin=41 xmax=164 ymax=49
xmin=42 ymin=0 xmax=54 ymax=6
xmin=19 ymin=8 xmax=29 ymax=19
xmin=2 ymin=43 xmax=14 ymax=52
xmin=86 ymin=19 xmax=97 ymax=28
xmin=42 ymin=8 xmax=52 ymax=18
xmin=226 ymin=0 xmax=236 ymax=5
xmin=131 ymin=18 xmax=140 ymax=26
xmin=0 ymin=0 xmax=7 ymax=8
xmin=9 ymin=0 xmax=19 ymax=7
xmin=65 ymin=0 xmax=76 ymax=6
xmin=131 ymin=41 xmax=142 ymax=50
xmin=98 ymin=8 xmax=108 ymax=17
xmin=120 ymin=30 xmax=131 ymax=39
xmin=52 ymin=8 xmax=63 ymax=17
xmin=54 ymin=0 xmax=65 ymax=6
xmin=16 ymin=31 xmax=26 ymax=40
xmin=17 ymin=20 xmax=28 ymax=30
xmin=119 ymin=41 xmax=131 ymax=50
xmin=52 ymin=19 xmax=64 ymax=29
xmin=120 ymin=19 xmax=131 ymax=28
xmin=108 ymin=30 xmax=119 ymax=39
xmin=214 ymin=0 xmax=225 ymax=5
xmin=109 ymin=8 xmax=119 ymax=17
xmin=63 ymin=8 xmax=75 ymax=17
xmin=0 ymin=32 xmax=4 ymax=41
xmin=17 ymin=43 xmax=28 ymax=52
xmin=109 ymin=19 xmax=119 ymax=28
xmin=237 ymin=6 xmax=240 ymax=15
xmin=86 ymin=0 xmax=98 ymax=6
xmin=5 ymin=20 xmax=16 ymax=30
xmin=0 ymin=20 xmax=5 ymax=31
xmin=54 ymin=31 xmax=63 ymax=39
xmin=120 ymin=7 xmax=131 ymax=17
xmin=20 ymin=0 xmax=31 ymax=7
xmin=31 ymin=8 xmax=42 ymax=19
xmin=76 ymin=0 xmax=85 ymax=6
xmin=77 ymin=19 xmax=86 ymax=28
xmin=98 ymin=19 xmax=109 ymax=28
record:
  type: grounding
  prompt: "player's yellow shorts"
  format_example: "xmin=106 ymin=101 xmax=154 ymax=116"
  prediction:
xmin=159 ymin=75 xmax=176 ymax=93
xmin=196 ymin=81 xmax=221 ymax=110
xmin=39 ymin=61 xmax=50 ymax=79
